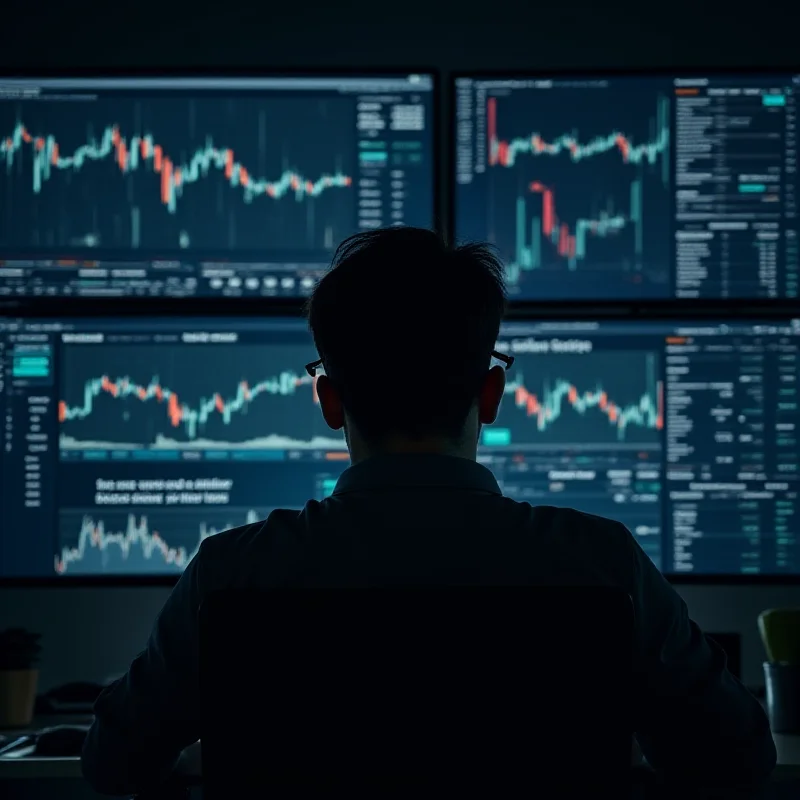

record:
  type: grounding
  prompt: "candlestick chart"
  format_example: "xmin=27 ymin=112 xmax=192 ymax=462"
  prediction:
xmin=456 ymin=82 xmax=672 ymax=299
xmin=56 ymin=507 xmax=269 ymax=575
xmin=490 ymin=350 xmax=663 ymax=447
xmin=510 ymin=179 xmax=640 ymax=278
xmin=58 ymin=343 xmax=345 ymax=452
xmin=0 ymin=94 xmax=355 ymax=257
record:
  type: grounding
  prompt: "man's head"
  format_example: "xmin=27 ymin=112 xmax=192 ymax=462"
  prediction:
xmin=306 ymin=227 xmax=508 ymax=462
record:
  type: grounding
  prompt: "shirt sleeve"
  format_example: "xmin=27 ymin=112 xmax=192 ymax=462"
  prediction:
xmin=627 ymin=532 xmax=777 ymax=790
xmin=81 ymin=549 xmax=204 ymax=796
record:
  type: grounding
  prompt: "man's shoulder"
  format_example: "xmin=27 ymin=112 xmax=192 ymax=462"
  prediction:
xmin=503 ymin=498 xmax=631 ymax=541
xmin=200 ymin=499 xmax=632 ymax=554
xmin=192 ymin=497 xmax=636 ymax=586
xmin=501 ymin=500 xmax=637 ymax=582
xmin=195 ymin=506 xmax=314 ymax=572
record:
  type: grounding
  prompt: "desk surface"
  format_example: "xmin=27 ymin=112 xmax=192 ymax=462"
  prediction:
xmin=2 ymin=726 xmax=799 ymax=782
xmin=0 ymin=714 xmax=800 ymax=780
xmin=0 ymin=754 xmax=82 ymax=779
xmin=776 ymin=733 xmax=800 ymax=772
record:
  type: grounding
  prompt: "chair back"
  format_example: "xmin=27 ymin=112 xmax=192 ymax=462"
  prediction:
xmin=200 ymin=585 xmax=634 ymax=797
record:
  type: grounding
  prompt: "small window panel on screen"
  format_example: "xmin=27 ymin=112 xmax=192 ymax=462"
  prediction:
xmin=0 ymin=73 xmax=436 ymax=300
xmin=453 ymin=73 xmax=799 ymax=301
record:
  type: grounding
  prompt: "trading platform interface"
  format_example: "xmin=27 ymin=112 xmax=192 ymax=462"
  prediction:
xmin=455 ymin=73 xmax=799 ymax=300
xmin=0 ymin=317 xmax=798 ymax=578
xmin=0 ymin=75 xmax=434 ymax=298
xmin=0 ymin=317 xmax=348 ymax=577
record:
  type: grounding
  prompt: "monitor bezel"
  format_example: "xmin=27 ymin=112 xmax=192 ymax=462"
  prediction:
xmin=447 ymin=65 xmax=800 ymax=314
xmin=1 ymin=303 xmax=798 ymax=586
xmin=1 ymin=295 xmax=799 ymax=320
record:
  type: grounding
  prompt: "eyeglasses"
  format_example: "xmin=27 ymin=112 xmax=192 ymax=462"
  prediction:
xmin=305 ymin=349 xmax=515 ymax=378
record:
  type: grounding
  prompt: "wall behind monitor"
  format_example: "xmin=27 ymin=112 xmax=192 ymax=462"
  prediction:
xmin=2 ymin=1 xmax=799 ymax=74
xmin=0 ymin=0 xmax=798 ymax=691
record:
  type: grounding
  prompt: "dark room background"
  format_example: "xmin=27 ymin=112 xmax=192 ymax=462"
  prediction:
xmin=0 ymin=0 xmax=798 ymax=690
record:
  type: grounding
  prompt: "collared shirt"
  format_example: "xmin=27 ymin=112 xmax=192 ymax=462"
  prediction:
xmin=82 ymin=454 xmax=776 ymax=795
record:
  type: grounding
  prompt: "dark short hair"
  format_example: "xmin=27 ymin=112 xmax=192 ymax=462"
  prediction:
xmin=306 ymin=227 xmax=507 ymax=443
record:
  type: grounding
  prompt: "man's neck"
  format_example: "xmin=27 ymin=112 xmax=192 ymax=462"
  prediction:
xmin=348 ymin=435 xmax=476 ymax=465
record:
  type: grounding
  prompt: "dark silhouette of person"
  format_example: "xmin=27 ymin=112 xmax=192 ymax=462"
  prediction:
xmin=82 ymin=228 xmax=776 ymax=796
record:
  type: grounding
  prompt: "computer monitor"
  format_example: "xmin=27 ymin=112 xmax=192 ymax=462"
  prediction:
xmin=0 ymin=316 xmax=346 ymax=578
xmin=0 ymin=73 xmax=436 ymax=299
xmin=0 ymin=315 xmax=798 ymax=579
xmin=486 ymin=318 xmax=799 ymax=575
xmin=453 ymin=72 xmax=799 ymax=301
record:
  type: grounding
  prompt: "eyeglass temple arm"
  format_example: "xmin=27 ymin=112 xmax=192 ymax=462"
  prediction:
xmin=492 ymin=350 xmax=514 ymax=369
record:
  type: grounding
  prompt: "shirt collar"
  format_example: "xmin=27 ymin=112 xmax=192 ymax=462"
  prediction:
xmin=332 ymin=453 xmax=502 ymax=496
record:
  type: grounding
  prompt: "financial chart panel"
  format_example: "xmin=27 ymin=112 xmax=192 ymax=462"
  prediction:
xmin=0 ymin=317 xmax=798 ymax=578
xmin=0 ymin=317 xmax=348 ymax=577
xmin=455 ymin=74 xmax=799 ymax=300
xmin=483 ymin=319 xmax=799 ymax=574
xmin=0 ymin=74 xmax=434 ymax=298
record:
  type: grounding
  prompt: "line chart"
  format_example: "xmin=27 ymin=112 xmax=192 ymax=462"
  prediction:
xmin=56 ymin=508 xmax=266 ymax=575
xmin=487 ymin=95 xmax=670 ymax=173
xmin=1 ymin=123 xmax=352 ymax=212
xmin=57 ymin=343 xmax=338 ymax=450
xmin=455 ymin=81 xmax=672 ymax=300
xmin=59 ymin=370 xmax=317 ymax=441
xmin=0 ymin=93 xmax=357 ymax=254
xmin=506 ymin=178 xmax=642 ymax=282
xmin=506 ymin=373 xmax=663 ymax=439
xmin=490 ymin=350 xmax=663 ymax=446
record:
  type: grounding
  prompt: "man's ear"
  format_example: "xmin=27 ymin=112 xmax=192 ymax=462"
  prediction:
xmin=478 ymin=365 xmax=506 ymax=425
xmin=315 ymin=375 xmax=345 ymax=430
